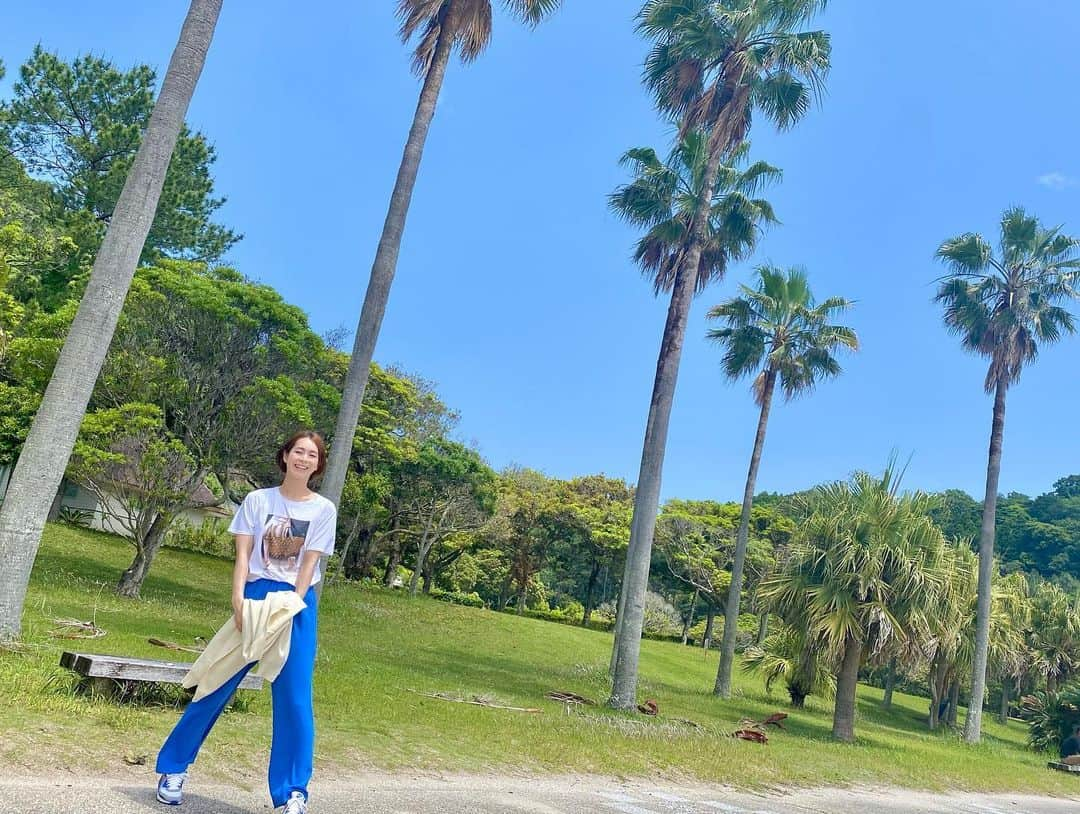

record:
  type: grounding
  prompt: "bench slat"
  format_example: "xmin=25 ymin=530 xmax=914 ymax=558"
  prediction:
xmin=61 ymin=651 xmax=263 ymax=690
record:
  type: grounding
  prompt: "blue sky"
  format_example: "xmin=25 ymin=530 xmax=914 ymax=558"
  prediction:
xmin=4 ymin=1 xmax=1079 ymax=503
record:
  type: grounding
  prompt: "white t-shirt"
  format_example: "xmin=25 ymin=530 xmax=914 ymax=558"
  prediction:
xmin=228 ymin=487 xmax=337 ymax=586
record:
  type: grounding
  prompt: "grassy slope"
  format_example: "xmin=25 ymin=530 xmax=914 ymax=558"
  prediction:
xmin=0 ymin=523 xmax=1075 ymax=794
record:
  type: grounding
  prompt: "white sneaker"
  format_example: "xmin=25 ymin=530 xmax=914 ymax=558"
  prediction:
xmin=156 ymin=772 xmax=187 ymax=805
xmin=282 ymin=791 xmax=307 ymax=814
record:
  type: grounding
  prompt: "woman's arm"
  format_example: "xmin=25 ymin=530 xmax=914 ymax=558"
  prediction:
xmin=293 ymin=550 xmax=322 ymax=598
xmin=232 ymin=534 xmax=254 ymax=631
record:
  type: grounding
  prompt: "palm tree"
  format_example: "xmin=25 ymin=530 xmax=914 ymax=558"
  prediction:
xmin=1027 ymin=581 xmax=1080 ymax=694
xmin=607 ymin=132 xmax=780 ymax=706
xmin=610 ymin=0 xmax=830 ymax=710
xmin=0 ymin=0 xmax=222 ymax=640
xmin=761 ymin=465 xmax=946 ymax=742
xmin=935 ymin=206 xmax=1080 ymax=742
xmin=321 ymin=0 xmax=563 ymax=506
xmin=706 ymin=265 xmax=857 ymax=698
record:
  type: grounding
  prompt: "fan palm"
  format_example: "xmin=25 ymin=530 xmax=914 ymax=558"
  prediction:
xmin=612 ymin=0 xmax=830 ymax=710
xmin=742 ymin=624 xmax=835 ymax=708
xmin=1027 ymin=581 xmax=1080 ymax=694
xmin=935 ymin=206 xmax=1080 ymax=742
xmin=760 ymin=464 xmax=947 ymax=741
xmin=706 ymin=264 xmax=857 ymax=698
xmin=607 ymin=133 xmax=780 ymax=706
xmin=0 ymin=0 xmax=222 ymax=639
xmin=322 ymin=0 xmax=564 ymax=505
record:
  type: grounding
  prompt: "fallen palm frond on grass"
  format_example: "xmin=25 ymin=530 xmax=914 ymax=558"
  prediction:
xmin=733 ymin=711 xmax=789 ymax=744
xmin=148 ymin=637 xmax=204 ymax=654
xmin=406 ymin=688 xmax=542 ymax=713
xmin=49 ymin=618 xmax=106 ymax=639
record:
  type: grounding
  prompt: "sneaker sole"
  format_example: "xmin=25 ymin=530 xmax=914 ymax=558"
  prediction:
xmin=156 ymin=792 xmax=182 ymax=806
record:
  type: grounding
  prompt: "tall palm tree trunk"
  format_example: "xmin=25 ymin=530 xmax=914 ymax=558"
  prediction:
xmin=321 ymin=11 xmax=458 ymax=509
xmin=0 ymin=0 xmax=222 ymax=640
xmin=715 ymin=369 xmax=776 ymax=697
xmin=608 ymin=136 xmax=729 ymax=710
xmin=832 ymin=632 xmax=863 ymax=742
xmin=964 ymin=376 xmax=1007 ymax=744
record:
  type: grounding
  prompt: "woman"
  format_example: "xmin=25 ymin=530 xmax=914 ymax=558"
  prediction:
xmin=155 ymin=431 xmax=337 ymax=814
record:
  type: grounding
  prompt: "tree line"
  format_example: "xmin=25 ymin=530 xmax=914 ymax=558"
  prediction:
xmin=1 ymin=0 xmax=1079 ymax=752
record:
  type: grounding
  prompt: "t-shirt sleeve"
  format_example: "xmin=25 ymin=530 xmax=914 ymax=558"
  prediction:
xmin=304 ymin=503 xmax=337 ymax=556
xmin=228 ymin=491 xmax=260 ymax=536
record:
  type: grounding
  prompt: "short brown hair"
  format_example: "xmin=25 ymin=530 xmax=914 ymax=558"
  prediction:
xmin=277 ymin=431 xmax=328 ymax=479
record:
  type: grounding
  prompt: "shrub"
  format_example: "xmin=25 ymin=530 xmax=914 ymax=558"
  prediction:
xmin=642 ymin=592 xmax=682 ymax=637
xmin=429 ymin=588 xmax=485 ymax=608
xmin=1020 ymin=684 xmax=1080 ymax=753
xmin=57 ymin=507 xmax=95 ymax=528
xmin=165 ymin=517 xmax=233 ymax=558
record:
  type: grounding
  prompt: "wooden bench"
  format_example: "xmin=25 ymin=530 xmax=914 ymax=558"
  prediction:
xmin=60 ymin=651 xmax=263 ymax=698
xmin=1047 ymin=761 xmax=1080 ymax=773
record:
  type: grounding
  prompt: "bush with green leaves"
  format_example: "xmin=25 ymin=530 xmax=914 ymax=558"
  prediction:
xmin=165 ymin=517 xmax=233 ymax=558
xmin=1020 ymin=684 xmax=1080 ymax=753
xmin=429 ymin=588 xmax=485 ymax=608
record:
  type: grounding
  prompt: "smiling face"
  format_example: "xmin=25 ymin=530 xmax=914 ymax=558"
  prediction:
xmin=284 ymin=437 xmax=321 ymax=482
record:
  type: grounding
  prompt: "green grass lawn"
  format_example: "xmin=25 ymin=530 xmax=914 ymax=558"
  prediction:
xmin=1 ymin=523 xmax=1075 ymax=795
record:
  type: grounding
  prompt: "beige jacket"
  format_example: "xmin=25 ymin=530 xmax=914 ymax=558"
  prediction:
xmin=183 ymin=591 xmax=306 ymax=701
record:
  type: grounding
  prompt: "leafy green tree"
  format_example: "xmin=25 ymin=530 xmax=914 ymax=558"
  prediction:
xmin=553 ymin=475 xmax=633 ymax=626
xmin=0 ymin=0 xmax=222 ymax=637
xmin=94 ymin=261 xmax=326 ymax=596
xmin=929 ymin=489 xmax=982 ymax=543
xmin=611 ymin=0 xmax=830 ymax=711
xmin=935 ymin=206 xmax=1080 ymax=743
xmin=706 ymin=264 xmax=857 ymax=698
xmin=67 ymin=404 xmax=196 ymax=574
xmin=396 ymin=438 xmax=495 ymax=596
xmin=607 ymin=131 xmax=780 ymax=708
xmin=0 ymin=46 xmax=238 ymax=266
xmin=761 ymin=464 xmax=947 ymax=741
xmin=322 ymin=0 xmax=564 ymax=508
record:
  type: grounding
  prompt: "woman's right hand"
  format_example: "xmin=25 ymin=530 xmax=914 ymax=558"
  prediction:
xmin=232 ymin=593 xmax=244 ymax=632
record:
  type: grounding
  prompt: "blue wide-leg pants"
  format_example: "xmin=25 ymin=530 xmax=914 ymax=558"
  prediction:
xmin=156 ymin=578 xmax=318 ymax=807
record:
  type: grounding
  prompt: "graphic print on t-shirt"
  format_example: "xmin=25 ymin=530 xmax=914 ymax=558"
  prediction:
xmin=261 ymin=514 xmax=312 ymax=571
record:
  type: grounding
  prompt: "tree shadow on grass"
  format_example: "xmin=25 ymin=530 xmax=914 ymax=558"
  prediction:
xmin=33 ymin=545 xmax=227 ymax=609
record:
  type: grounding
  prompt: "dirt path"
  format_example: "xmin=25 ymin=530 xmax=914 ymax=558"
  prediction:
xmin=5 ymin=772 xmax=1078 ymax=813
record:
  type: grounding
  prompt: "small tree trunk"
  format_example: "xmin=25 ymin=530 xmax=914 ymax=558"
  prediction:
xmin=383 ymin=539 xmax=402 ymax=588
xmin=947 ymin=680 xmax=960 ymax=727
xmin=582 ymin=558 xmax=601 ymax=628
xmin=516 ymin=581 xmax=528 ymax=616
xmin=497 ymin=573 xmax=512 ymax=611
xmin=320 ymin=4 xmax=460 ymax=507
xmin=998 ymin=680 xmax=1010 ymax=724
xmin=964 ymin=376 xmax=1008 ymax=745
xmin=716 ymin=370 xmax=776 ymax=698
xmin=681 ymin=588 xmax=699 ymax=645
xmin=421 ymin=555 xmax=434 ymax=595
xmin=756 ymin=610 xmax=769 ymax=646
xmin=832 ymin=633 xmax=863 ymax=742
xmin=1047 ymin=673 xmax=1059 ymax=694
xmin=116 ymin=513 xmax=171 ymax=598
xmin=882 ymin=657 xmax=897 ymax=710
xmin=928 ymin=658 xmax=948 ymax=730
xmin=703 ymin=606 xmax=716 ymax=650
